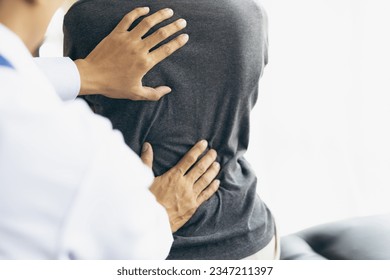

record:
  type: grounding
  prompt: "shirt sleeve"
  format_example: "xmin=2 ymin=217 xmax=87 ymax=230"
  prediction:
xmin=34 ymin=57 xmax=80 ymax=101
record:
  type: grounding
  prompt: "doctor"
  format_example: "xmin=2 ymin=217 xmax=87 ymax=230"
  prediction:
xmin=0 ymin=0 xmax=220 ymax=259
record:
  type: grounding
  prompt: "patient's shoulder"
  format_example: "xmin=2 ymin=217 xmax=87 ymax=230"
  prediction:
xmin=66 ymin=0 xmax=267 ymax=20
xmin=64 ymin=0 xmax=268 ymax=59
xmin=65 ymin=0 xmax=267 ymax=34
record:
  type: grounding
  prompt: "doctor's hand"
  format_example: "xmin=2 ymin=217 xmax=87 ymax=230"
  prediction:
xmin=141 ymin=140 xmax=221 ymax=233
xmin=74 ymin=7 xmax=188 ymax=100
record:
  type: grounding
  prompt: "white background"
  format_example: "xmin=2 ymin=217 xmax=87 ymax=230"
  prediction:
xmin=247 ymin=0 xmax=390 ymax=235
xmin=42 ymin=0 xmax=390 ymax=236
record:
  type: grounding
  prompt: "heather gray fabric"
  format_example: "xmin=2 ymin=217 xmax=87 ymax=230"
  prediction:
xmin=63 ymin=0 xmax=274 ymax=260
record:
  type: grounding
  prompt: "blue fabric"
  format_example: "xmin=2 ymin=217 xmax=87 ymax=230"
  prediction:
xmin=0 ymin=55 xmax=14 ymax=69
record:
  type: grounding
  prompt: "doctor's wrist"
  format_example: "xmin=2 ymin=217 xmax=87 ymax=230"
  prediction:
xmin=74 ymin=59 xmax=103 ymax=96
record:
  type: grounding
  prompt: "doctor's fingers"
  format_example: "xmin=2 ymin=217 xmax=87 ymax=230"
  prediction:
xmin=140 ymin=142 xmax=154 ymax=169
xmin=143 ymin=19 xmax=187 ymax=50
xmin=187 ymin=149 xmax=218 ymax=183
xmin=150 ymin=34 xmax=189 ymax=65
xmin=174 ymin=140 xmax=209 ymax=175
xmin=197 ymin=180 xmax=221 ymax=206
xmin=134 ymin=86 xmax=172 ymax=101
xmin=131 ymin=8 xmax=175 ymax=38
xmin=193 ymin=162 xmax=221 ymax=196
xmin=113 ymin=7 xmax=151 ymax=33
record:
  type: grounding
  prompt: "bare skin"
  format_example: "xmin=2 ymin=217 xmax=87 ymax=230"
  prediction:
xmin=75 ymin=7 xmax=189 ymax=100
xmin=141 ymin=141 xmax=221 ymax=232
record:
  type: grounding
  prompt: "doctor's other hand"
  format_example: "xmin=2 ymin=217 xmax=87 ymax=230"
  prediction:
xmin=74 ymin=7 xmax=189 ymax=100
xmin=141 ymin=140 xmax=221 ymax=233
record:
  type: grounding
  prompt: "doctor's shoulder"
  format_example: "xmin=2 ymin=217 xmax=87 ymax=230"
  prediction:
xmin=0 ymin=63 xmax=62 ymax=116
xmin=0 ymin=65 xmax=26 ymax=106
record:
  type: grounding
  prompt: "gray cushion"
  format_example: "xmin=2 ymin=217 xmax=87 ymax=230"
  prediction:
xmin=281 ymin=214 xmax=390 ymax=260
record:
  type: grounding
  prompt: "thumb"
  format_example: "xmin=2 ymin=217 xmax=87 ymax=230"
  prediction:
xmin=141 ymin=86 xmax=172 ymax=101
xmin=141 ymin=142 xmax=153 ymax=169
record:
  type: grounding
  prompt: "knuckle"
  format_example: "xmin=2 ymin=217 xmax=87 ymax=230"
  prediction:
xmin=144 ymin=56 xmax=154 ymax=67
xmin=174 ymin=166 xmax=185 ymax=176
xmin=162 ymin=44 xmax=173 ymax=55
xmin=197 ymin=163 xmax=207 ymax=174
xmin=207 ymin=188 xmax=215 ymax=195
xmin=156 ymin=28 xmax=169 ymax=38
xmin=186 ymin=154 xmax=197 ymax=164
xmin=142 ymin=18 xmax=154 ymax=29
xmin=168 ymin=173 xmax=178 ymax=184
xmin=139 ymin=56 xmax=153 ymax=69
xmin=144 ymin=93 xmax=156 ymax=101
xmin=150 ymin=92 xmax=161 ymax=101
xmin=198 ymin=193 xmax=207 ymax=203
xmin=129 ymin=91 xmax=142 ymax=100
xmin=125 ymin=13 xmax=134 ymax=21
xmin=198 ymin=177 xmax=208 ymax=187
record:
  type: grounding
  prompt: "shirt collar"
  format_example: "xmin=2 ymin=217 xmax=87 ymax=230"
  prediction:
xmin=0 ymin=23 xmax=34 ymax=73
xmin=0 ymin=23 xmax=60 ymax=101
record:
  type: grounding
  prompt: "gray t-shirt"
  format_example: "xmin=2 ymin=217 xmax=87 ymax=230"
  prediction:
xmin=64 ymin=0 xmax=274 ymax=260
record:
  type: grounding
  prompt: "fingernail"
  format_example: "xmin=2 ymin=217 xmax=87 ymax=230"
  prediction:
xmin=178 ymin=19 xmax=187 ymax=27
xmin=142 ymin=143 xmax=149 ymax=152
xmin=181 ymin=34 xmax=189 ymax=42
xmin=215 ymin=180 xmax=221 ymax=186
xmin=142 ymin=7 xmax=150 ymax=12
xmin=165 ymin=8 xmax=174 ymax=15
xmin=214 ymin=162 xmax=220 ymax=169
xmin=200 ymin=140 xmax=208 ymax=147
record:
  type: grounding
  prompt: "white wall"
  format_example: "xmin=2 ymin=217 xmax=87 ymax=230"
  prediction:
xmin=247 ymin=0 xmax=390 ymax=235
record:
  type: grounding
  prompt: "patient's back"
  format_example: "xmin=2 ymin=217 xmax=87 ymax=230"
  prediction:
xmin=64 ymin=0 xmax=274 ymax=259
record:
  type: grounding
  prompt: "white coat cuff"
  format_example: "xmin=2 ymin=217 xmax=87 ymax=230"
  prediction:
xmin=34 ymin=57 xmax=80 ymax=101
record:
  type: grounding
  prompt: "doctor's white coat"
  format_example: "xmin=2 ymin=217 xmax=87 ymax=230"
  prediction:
xmin=0 ymin=24 xmax=173 ymax=260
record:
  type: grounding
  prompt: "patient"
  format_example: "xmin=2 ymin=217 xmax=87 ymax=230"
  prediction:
xmin=64 ymin=0 xmax=274 ymax=260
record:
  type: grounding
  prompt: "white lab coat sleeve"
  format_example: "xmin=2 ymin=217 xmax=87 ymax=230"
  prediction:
xmin=34 ymin=57 xmax=80 ymax=101
xmin=56 ymin=101 xmax=173 ymax=260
